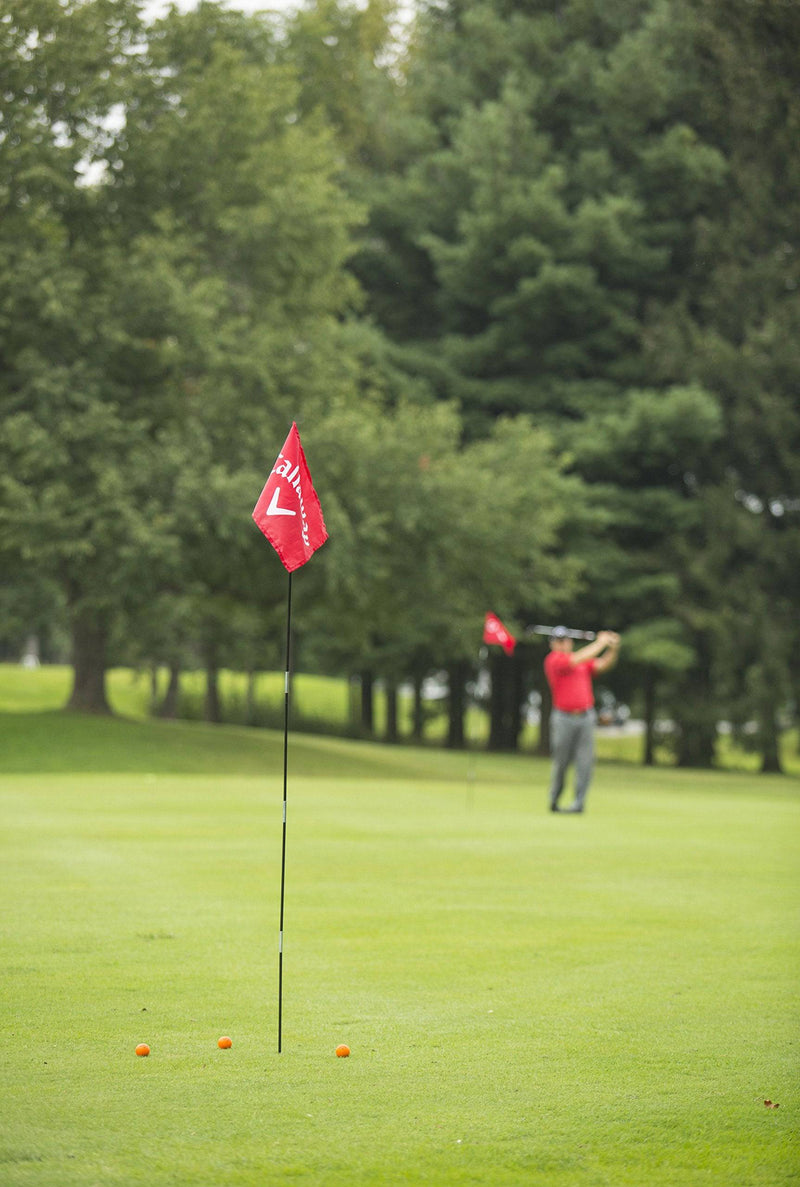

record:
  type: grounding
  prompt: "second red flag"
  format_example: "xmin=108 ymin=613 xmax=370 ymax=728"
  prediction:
xmin=483 ymin=612 xmax=516 ymax=656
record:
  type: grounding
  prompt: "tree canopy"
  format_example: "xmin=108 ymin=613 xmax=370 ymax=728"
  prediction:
xmin=1 ymin=0 xmax=797 ymax=771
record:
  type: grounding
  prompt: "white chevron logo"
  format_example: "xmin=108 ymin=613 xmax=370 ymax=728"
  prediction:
xmin=266 ymin=487 xmax=296 ymax=517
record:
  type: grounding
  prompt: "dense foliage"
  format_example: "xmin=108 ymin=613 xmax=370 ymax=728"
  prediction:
xmin=1 ymin=0 xmax=797 ymax=769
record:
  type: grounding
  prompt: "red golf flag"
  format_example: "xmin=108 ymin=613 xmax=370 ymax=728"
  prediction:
xmin=252 ymin=423 xmax=328 ymax=572
xmin=483 ymin=612 xmax=516 ymax=656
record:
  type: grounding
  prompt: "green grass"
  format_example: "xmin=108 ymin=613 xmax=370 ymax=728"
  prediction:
xmin=0 ymin=709 xmax=798 ymax=1186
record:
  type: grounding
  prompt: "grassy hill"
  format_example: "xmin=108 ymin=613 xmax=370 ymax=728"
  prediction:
xmin=1 ymin=662 xmax=798 ymax=775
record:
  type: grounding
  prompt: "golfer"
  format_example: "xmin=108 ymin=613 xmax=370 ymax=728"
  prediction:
xmin=544 ymin=626 xmax=621 ymax=813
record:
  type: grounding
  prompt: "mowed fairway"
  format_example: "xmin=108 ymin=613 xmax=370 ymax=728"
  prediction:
xmin=1 ymin=715 xmax=798 ymax=1186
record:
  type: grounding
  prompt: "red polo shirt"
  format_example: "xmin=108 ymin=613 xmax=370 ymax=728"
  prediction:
xmin=544 ymin=652 xmax=596 ymax=712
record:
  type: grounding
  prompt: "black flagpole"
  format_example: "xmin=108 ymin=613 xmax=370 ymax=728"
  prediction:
xmin=277 ymin=570 xmax=293 ymax=1053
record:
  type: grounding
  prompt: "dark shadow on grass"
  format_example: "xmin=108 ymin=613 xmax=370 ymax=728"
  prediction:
xmin=0 ymin=711 xmax=479 ymax=781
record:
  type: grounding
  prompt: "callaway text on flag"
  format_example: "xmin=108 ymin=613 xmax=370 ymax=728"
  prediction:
xmin=252 ymin=423 xmax=328 ymax=572
xmin=483 ymin=612 xmax=516 ymax=655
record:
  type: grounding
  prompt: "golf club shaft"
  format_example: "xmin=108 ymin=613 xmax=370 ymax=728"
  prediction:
xmin=526 ymin=624 xmax=597 ymax=640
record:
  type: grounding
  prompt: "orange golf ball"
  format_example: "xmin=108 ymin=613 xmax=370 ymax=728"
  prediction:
xmin=218 ymin=1036 xmax=232 ymax=1049
xmin=135 ymin=1044 xmax=150 ymax=1057
xmin=335 ymin=1044 xmax=350 ymax=1058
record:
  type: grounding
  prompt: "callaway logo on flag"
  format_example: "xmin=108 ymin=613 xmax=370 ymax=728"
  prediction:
xmin=483 ymin=612 xmax=516 ymax=656
xmin=252 ymin=423 xmax=328 ymax=572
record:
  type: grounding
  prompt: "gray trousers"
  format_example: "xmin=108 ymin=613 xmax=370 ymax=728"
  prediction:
xmin=548 ymin=709 xmax=596 ymax=811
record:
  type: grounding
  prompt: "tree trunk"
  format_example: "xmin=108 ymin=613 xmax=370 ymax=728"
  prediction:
xmin=447 ymin=661 xmax=467 ymax=749
xmin=488 ymin=652 xmax=504 ymax=750
xmin=488 ymin=652 xmax=516 ymax=750
xmin=643 ymin=671 xmax=656 ymax=766
xmin=759 ymin=700 xmax=783 ymax=774
xmin=674 ymin=639 xmax=716 ymax=768
xmin=536 ymin=663 xmax=552 ymax=758
xmin=360 ymin=670 xmax=374 ymax=736
xmin=385 ymin=682 xmax=399 ymax=744
xmin=510 ymin=647 xmax=526 ymax=750
xmin=158 ymin=663 xmax=181 ymax=719
xmin=67 ymin=610 xmax=111 ymax=714
xmin=149 ymin=665 xmax=160 ymax=715
xmin=676 ymin=710 xmax=716 ymax=768
xmin=412 ymin=672 xmax=424 ymax=742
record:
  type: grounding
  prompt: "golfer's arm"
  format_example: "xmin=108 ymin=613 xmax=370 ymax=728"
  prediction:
xmin=593 ymin=646 xmax=619 ymax=674
xmin=569 ymin=636 xmax=607 ymax=665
